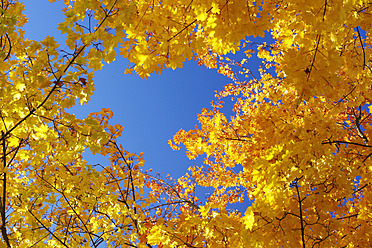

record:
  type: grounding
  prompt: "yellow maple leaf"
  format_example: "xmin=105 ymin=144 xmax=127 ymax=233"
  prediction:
xmin=243 ymin=209 xmax=255 ymax=231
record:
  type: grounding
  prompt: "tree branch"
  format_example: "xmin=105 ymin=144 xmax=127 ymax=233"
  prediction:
xmin=167 ymin=7 xmax=213 ymax=42
xmin=306 ymin=34 xmax=321 ymax=81
xmin=0 ymin=131 xmax=10 ymax=247
xmin=322 ymin=140 xmax=372 ymax=148
xmin=28 ymin=209 xmax=70 ymax=248
xmin=356 ymin=27 xmax=366 ymax=70
xmin=295 ymin=180 xmax=306 ymax=248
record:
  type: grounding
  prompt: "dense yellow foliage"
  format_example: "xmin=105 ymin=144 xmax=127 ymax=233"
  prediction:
xmin=0 ymin=0 xmax=371 ymax=247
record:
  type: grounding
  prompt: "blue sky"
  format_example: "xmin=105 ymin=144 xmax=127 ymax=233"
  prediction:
xmin=23 ymin=1 xmax=235 ymax=180
xmin=23 ymin=1 xmax=267 ymax=215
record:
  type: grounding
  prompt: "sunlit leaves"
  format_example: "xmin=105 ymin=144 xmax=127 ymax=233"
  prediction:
xmin=1 ymin=0 xmax=372 ymax=247
xmin=162 ymin=0 xmax=372 ymax=247
xmin=0 ymin=0 xmax=159 ymax=246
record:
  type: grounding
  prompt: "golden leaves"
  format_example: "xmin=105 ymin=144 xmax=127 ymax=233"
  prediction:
xmin=157 ymin=0 xmax=372 ymax=246
xmin=1 ymin=0 xmax=372 ymax=246
xmin=0 ymin=1 xmax=155 ymax=246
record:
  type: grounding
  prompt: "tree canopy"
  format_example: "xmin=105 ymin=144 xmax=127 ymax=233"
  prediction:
xmin=0 ymin=0 xmax=371 ymax=247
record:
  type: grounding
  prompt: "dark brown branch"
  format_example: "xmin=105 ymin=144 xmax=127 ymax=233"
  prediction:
xmin=0 ymin=82 xmax=57 ymax=144
xmin=185 ymin=0 xmax=194 ymax=12
xmin=0 ymin=131 xmax=10 ymax=247
xmin=322 ymin=140 xmax=372 ymax=148
xmin=28 ymin=209 xmax=69 ymax=248
xmin=352 ymin=107 xmax=369 ymax=144
xmin=363 ymin=152 xmax=372 ymax=162
xmin=167 ymin=7 xmax=213 ymax=42
xmin=167 ymin=20 xmax=197 ymax=42
xmin=2 ymin=34 xmax=11 ymax=61
xmin=337 ymin=214 xmax=358 ymax=220
xmin=332 ymin=85 xmax=356 ymax=108
xmin=60 ymin=192 xmax=96 ymax=247
xmin=246 ymin=0 xmax=252 ymax=21
xmin=145 ymin=200 xmax=195 ymax=212
xmin=356 ymin=27 xmax=366 ymax=70
xmin=134 ymin=0 xmax=151 ymax=30
xmin=306 ymin=35 xmax=321 ymax=81
xmin=354 ymin=183 xmax=369 ymax=194
xmin=111 ymin=141 xmax=140 ymax=232
xmin=222 ymin=137 xmax=251 ymax=142
xmin=99 ymin=167 xmax=142 ymax=237
xmin=30 ymin=233 xmax=54 ymax=247
xmin=100 ymin=165 xmax=134 ymax=215
xmin=322 ymin=0 xmax=327 ymax=21
xmin=337 ymin=183 xmax=369 ymax=203
xmin=6 ymin=138 xmax=24 ymax=168
xmin=34 ymin=172 xmax=99 ymax=246
xmin=295 ymin=180 xmax=306 ymax=248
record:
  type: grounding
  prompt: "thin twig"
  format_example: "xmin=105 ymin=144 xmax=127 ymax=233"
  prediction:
xmin=28 ymin=209 xmax=69 ymax=248
xmin=168 ymin=7 xmax=213 ymax=42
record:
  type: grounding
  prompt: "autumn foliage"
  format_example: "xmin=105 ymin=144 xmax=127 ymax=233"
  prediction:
xmin=0 ymin=0 xmax=371 ymax=247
